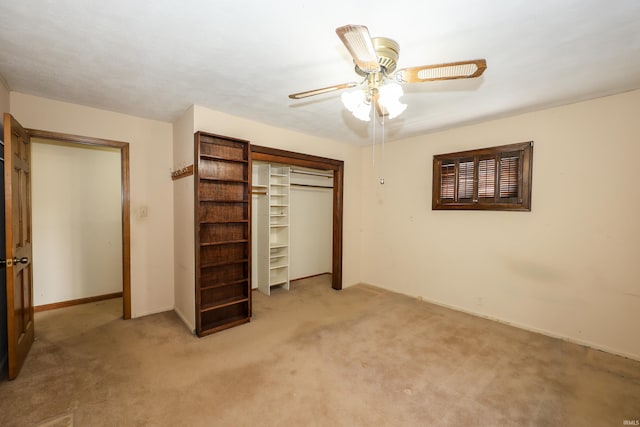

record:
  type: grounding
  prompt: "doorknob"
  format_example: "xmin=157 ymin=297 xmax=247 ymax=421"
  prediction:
xmin=0 ymin=257 xmax=29 ymax=268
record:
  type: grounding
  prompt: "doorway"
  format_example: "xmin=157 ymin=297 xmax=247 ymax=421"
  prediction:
xmin=32 ymin=138 xmax=122 ymax=312
xmin=26 ymin=129 xmax=131 ymax=318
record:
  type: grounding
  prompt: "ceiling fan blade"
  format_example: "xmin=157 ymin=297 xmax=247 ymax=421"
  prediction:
xmin=288 ymin=82 xmax=359 ymax=99
xmin=336 ymin=25 xmax=381 ymax=73
xmin=394 ymin=59 xmax=487 ymax=83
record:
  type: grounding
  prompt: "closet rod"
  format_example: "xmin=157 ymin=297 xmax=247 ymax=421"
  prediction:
xmin=290 ymin=183 xmax=333 ymax=189
xmin=290 ymin=169 xmax=333 ymax=178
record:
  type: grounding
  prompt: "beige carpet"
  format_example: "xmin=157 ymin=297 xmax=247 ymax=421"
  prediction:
xmin=0 ymin=274 xmax=639 ymax=426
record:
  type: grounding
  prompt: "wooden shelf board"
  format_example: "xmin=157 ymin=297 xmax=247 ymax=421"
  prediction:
xmin=199 ymin=316 xmax=250 ymax=337
xmin=201 ymin=258 xmax=249 ymax=269
xmin=270 ymin=265 xmax=288 ymax=270
xmin=200 ymin=296 xmax=249 ymax=312
xmin=199 ymin=154 xmax=248 ymax=163
xmin=200 ymin=279 xmax=248 ymax=291
xmin=200 ymin=220 xmax=249 ymax=224
xmin=270 ymin=244 xmax=288 ymax=249
xmin=200 ymin=239 xmax=248 ymax=247
xmin=200 ymin=177 xmax=249 ymax=184
xmin=199 ymin=199 xmax=248 ymax=203
xmin=269 ymin=224 xmax=288 ymax=228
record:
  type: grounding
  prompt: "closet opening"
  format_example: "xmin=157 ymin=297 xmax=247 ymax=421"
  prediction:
xmin=252 ymin=162 xmax=333 ymax=295
xmin=250 ymin=146 xmax=344 ymax=291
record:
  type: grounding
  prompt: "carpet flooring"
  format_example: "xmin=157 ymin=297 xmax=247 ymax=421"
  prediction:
xmin=0 ymin=274 xmax=639 ymax=426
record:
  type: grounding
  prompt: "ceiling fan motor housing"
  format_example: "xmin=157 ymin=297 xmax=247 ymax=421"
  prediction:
xmin=354 ymin=37 xmax=400 ymax=76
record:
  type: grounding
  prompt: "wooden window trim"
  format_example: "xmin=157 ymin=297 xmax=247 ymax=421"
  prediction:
xmin=432 ymin=141 xmax=533 ymax=211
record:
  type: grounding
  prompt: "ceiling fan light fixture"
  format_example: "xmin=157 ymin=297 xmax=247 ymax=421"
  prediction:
xmin=291 ymin=25 xmax=486 ymax=126
xmin=341 ymin=90 xmax=371 ymax=121
xmin=377 ymin=82 xmax=407 ymax=119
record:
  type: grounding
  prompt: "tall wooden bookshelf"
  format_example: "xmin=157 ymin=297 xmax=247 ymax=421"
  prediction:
xmin=194 ymin=132 xmax=251 ymax=337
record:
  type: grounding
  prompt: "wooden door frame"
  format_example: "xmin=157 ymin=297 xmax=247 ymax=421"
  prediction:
xmin=250 ymin=145 xmax=344 ymax=290
xmin=26 ymin=129 xmax=131 ymax=319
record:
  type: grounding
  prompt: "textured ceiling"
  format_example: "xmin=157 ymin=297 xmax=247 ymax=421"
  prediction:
xmin=1 ymin=1 xmax=639 ymax=145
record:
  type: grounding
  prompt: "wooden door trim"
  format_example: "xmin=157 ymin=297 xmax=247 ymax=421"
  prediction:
xmin=250 ymin=145 xmax=344 ymax=290
xmin=26 ymin=129 xmax=131 ymax=319
xmin=34 ymin=292 xmax=122 ymax=312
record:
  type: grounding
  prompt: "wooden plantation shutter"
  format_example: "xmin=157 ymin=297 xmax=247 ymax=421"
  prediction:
xmin=440 ymin=162 xmax=455 ymax=200
xmin=457 ymin=159 xmax=474 ymax=200
xmin=432 ymin=141 xmax=533 ymax=211
xmin=478 ymin=157 xmax=496 ymax=199
xmin=499 ymin=154 xmax=519 ymax=199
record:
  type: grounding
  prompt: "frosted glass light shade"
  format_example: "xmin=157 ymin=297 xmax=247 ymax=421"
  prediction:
xmin=378 ymin=82 xmax=407 ymax=119
xmin=341 ymin=90 xmax=371 ymax=122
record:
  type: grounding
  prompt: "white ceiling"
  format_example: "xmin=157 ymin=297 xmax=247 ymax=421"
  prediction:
xmin=1 ymin=1 xmax=639 ymax=145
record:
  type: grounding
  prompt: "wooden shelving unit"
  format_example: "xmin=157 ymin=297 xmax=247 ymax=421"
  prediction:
xmin=195 ymin=132 xmax=251 ymax=337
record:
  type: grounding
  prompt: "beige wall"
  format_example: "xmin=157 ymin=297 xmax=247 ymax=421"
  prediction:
xmin=172 ymin=106 xmax=195 ymax=331
xmin=360 ymin=90 xmax=640 ymax=359
xmin=11 ymin=92 xmax=175 ymax=318
xmin=31 ymin=139 xmax=122 ymax=305
xmin=0 ymin=78 xmax=9 ymax=114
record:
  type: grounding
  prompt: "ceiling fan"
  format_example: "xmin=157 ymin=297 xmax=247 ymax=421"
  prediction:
xmin=289 ymin=25 xmax=487 ymax=120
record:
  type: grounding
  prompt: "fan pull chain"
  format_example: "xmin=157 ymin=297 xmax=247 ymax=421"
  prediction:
xmin=371 ymin=103 xmax=375 ymax=169
xmin=380 ymin=114 xmax=385 ymax=185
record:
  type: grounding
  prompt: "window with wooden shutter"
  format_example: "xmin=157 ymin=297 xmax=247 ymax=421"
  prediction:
xmin=432 ymin=141 xmax=533 ymax=211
